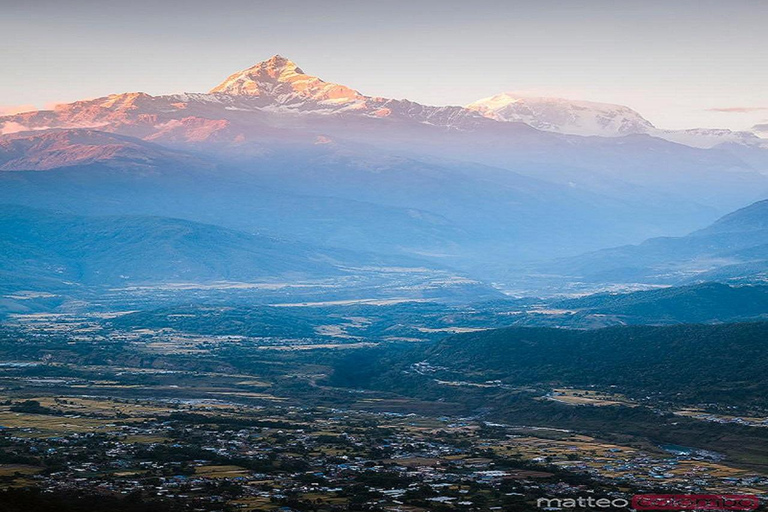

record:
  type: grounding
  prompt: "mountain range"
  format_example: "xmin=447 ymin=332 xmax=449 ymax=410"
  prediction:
xmin=1 ymin=55 xmax=767 ymax=293
xmin=0 ymin=205 xmax=504 ymax=314
xmin=543 ymin=198 xmax=768 ymax=287
xmin=467 ymin=92 xmax=766 ymax=148
xmin=4 ymin=56 xmax=764 ymax=149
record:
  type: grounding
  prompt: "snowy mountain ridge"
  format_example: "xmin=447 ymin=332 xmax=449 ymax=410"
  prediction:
xmin=467 ymin=92 xmax=765 ymax=149
xmin=0 ymin=55 xmax=765 ymax=150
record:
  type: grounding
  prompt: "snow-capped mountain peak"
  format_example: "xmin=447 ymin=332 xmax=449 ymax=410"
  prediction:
xmin=465 ymin=92 xmax=767 ymax=148
xmin=210 ymin=54 xmax=364 ymax=106
xmin=466 ymin=92 xmax=655 ymax=137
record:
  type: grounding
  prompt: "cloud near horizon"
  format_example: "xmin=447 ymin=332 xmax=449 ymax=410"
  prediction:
xmin=707 ymin=107 xmax=768 ymax=113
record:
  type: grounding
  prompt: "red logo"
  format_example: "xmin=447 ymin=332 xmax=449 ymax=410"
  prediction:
xmin=632 ymin=494 xmax=759 ymax=510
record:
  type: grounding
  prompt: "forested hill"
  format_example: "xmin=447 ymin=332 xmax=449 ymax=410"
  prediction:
xmin=552 ymin=282 xmax=768 ymax=324
xmin=422 ymin=322 xmax=768 ymax=407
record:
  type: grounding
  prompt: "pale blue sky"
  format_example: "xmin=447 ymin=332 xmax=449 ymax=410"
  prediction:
xmin=1 ymin=0 xmax=766 ymax=131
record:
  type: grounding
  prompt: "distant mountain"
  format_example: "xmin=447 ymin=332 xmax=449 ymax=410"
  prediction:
xmin=0 ymin=205 xmax=500 ymax=300
xmin=656 ymin=128 xmax=767 ymax=150
xmin=0 ymin=136 xmax=679 ymax=273
xmin=209 ymin=55 xmax=368 ymax=108
xmin=545 ymin=199 xmax=768 ymax=286
xmin=699 ymin=198 xmax=768 ymax=233
xmin=467 ymin=92 xmax=767 ymax=149
xmin=0 ymin=205 xmax=352 ymax=287
xmin=0 ymin=129 xmax=205 ymax=171
xmin=0 ymin=56 xmax=485 ymax=140
xmin=5 ymin=56 xmax=763 ymax=150
xmin=467 ymin=93 xmax=655 ymax=137
xmin=1 ymin=55 xmax=768 ymax=285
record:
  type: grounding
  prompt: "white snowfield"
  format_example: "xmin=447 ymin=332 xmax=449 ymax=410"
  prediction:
xmin=467 ymin=92 xmax=765 ymax=149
